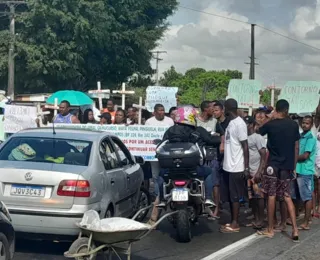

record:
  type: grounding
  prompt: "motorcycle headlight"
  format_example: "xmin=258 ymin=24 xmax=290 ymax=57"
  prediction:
xmin=0 ymin=201 xmax=11 ymax=221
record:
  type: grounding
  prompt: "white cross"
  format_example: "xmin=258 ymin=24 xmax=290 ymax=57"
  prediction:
xmin=133 ymin=97 xmax=146 ymax=125
xmin=88 ymin=81 xmax=111 ymax=111
xmin=43 ymin=98 xmax=60 ymax=117
xmin=112 ymin=83 xmax=135 ymax=109
xmin=36 ymin=103 xmax=50 ymax=127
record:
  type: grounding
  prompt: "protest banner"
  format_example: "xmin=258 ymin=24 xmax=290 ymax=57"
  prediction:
xmin=227 ymin=79 xmax=262 ymax=109
xmin=50 ymin=124 xmax=169 ymax=161
xmin=145 ymin=86 xmax=178 ymax=112
xmin=4 ymin=105 xmax=37 ymax=133
xmin=278 ymin=81 xmax=320 ymax=113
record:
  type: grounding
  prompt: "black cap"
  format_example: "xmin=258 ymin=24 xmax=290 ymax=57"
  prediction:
xmin=244 ymin=116 xmax=255 ymax=125
xmin=98 ymin=112 xmax=111 ymax=120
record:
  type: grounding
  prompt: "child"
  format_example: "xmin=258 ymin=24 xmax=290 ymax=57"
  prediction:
xmin=244 ymin=116 xmax=267 ymax=229
xmin=293 ymin=115 xmax=317 ymax=230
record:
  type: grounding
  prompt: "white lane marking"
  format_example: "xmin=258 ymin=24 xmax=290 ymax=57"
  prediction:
xmin=200 ymin=233 xmax=262 ymax=260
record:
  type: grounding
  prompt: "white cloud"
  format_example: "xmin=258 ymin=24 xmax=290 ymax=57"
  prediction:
xmin=154 ymin=0 xmax=320 ymax=88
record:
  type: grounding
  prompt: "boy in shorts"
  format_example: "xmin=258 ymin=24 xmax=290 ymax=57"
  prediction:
xmin=292 ymin=115 xmax=316 ymax=230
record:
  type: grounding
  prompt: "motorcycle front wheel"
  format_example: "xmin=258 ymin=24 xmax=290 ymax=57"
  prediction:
xmin=176 ymin=209 xmax=192 ymax=243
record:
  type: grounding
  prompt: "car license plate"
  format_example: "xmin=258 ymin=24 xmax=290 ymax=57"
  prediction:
xmin=172 ymin=188 xmax=188 ymax=202
xmin=10 ymin=185 xmax=45 ymax=197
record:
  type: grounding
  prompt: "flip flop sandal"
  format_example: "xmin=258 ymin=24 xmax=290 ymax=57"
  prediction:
xmin=220 ymin=223 xmax=231 ymax=229
xmin=274 ymin=226 xmax=286 ymax=233
xmin=220 ymin=226 xmax=240 ymax=233
xmin=252 ymin=224 xmax=263 ymax=230
xmin=208 ymin=216 xmax=220 ymax=221
xmin=298 ymin=225 xmax=310 ymax=230
xmin=312 ymin=213 xmax=320 ymax=218
xmin=257 ymin=230 xmax=274 ymax=238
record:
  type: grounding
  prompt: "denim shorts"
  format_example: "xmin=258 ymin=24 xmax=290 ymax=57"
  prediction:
xmin=291 ymin=174 xmax=313 ymax=202
xmin=205 ymin=160 xmax=221 ymax=186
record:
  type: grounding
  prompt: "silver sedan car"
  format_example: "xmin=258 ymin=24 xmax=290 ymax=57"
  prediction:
xmin=0 ymin=128 xmax=148 ymax=237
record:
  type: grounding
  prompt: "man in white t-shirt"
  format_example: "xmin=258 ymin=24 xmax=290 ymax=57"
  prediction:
xmin=145 ymin=104 xmax=174 ymax=225
xmin=196 ymin=101 xmax=217 ymax=132
xmin=220 ymin=98 xmax=249 ymax=233
xmin=145 ymin=104 xmax=174 ymax=126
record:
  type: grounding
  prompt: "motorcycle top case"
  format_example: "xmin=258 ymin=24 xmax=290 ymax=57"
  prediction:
xmin=156 ymin=142 xmax=201 ymax=171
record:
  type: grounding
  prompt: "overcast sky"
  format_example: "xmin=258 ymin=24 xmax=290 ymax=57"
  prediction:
xmin=151 ymin=0 xmax=320 ymax=87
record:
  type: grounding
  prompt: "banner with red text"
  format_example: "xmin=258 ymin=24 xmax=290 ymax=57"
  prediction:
xmin=51 ymin=124 xmax=169 ymax=161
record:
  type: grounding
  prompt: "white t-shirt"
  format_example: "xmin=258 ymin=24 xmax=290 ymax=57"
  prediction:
xmin=223 ymin=117 xmax=248 ymax=173
xmin=145 ymin=116 xmax=174 ymax=126
xmin=196 ymin=117 xmax=217 ymax=133
xmin=145 ymin=116 xmax=174 ymax=180
xmin=248 ymin=133 xmax=266 ymax=175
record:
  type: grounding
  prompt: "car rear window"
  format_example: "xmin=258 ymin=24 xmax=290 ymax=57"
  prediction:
xmin=0 ymin=137 xmax=92 ymax=166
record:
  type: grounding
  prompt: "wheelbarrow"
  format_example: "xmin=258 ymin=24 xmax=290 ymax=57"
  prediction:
xmin=64 ymin=205 xmax=177 ymax=260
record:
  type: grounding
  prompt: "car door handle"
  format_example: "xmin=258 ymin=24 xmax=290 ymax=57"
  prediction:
xmin=127 ymin=176 xmax=130 ymax=181
xmin=111 ymin=179 xmax=115 ymax=185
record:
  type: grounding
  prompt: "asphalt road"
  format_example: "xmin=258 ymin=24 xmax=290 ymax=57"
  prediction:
xmin=13 ymin=207 xmax=255 ymax=260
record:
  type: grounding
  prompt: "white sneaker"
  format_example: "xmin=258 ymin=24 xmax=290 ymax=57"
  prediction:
xmin=205 ymin=199 xmax=216 ymax=207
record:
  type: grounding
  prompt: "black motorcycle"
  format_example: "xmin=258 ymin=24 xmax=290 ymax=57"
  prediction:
xmin=155 ymin=139 xmax=209 ymax=243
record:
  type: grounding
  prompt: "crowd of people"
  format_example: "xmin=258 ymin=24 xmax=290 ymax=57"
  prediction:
xmin=49 ymin=96 xmax=320 ymax=243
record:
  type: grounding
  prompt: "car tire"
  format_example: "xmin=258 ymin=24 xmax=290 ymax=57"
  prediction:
xmin=0 ymin=232 xmax=10 ymax=260
xmin=134 ymin=187 xmax=151 ymax=222
xmin=105 ymin=207 xmax=113 ymax=218
xmin=68 ymin=237 xmax=96 ymax=260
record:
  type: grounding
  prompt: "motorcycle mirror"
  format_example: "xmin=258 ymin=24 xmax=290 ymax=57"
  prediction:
xmin=153 ymin=139 xmax=162 ymax=145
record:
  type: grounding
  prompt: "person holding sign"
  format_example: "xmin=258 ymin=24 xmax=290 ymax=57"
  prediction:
xmin=53 ymin=100 xmax=80 ymax=124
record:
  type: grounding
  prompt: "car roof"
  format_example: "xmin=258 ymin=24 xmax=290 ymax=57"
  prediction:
xmin=12 ymin=127 xmax=117 ymax=142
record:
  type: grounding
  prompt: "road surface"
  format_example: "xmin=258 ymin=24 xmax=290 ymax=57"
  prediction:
xmin=13 ymin=207 xmax=255 ymax=260
xmin=13 ymin=208 xmax=320 ymax=260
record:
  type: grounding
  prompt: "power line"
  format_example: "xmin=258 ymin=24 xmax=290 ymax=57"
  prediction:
xmin=179 ymin=5 xmax=250 ymax=25
xmin=179 ymin=5 xmax=320 ymax=52
xmin=256 ymin=25 xmax=320 ymax=51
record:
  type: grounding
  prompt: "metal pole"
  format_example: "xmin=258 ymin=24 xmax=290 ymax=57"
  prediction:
xmin=7 ymin=3 xmax=15 ymax=99
xmin=121 ymin=83 xmax=126 ymax=110
xmin=271 ymin=79 xmax=275 ymax=107
xmin=250 ymin=24 xmax=255 ymax=80
xmin=155 ymin=53 xmax=159 ymax=85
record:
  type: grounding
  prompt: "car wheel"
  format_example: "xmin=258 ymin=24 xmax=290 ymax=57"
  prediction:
xmin=0 ymin=232 xmax=10 ymax=260
xmin=134 ymin=187 xmax=151 ymax=222
xmin=105 ymin=207 xmax=113 ymax=218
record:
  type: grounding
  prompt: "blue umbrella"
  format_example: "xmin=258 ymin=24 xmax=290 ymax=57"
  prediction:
xmin=46 ymin=90 xmax=93 ymax=106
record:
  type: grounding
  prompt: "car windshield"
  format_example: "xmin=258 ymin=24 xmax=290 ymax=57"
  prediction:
xmin=0 ymin=137 xmax=92 ymax=166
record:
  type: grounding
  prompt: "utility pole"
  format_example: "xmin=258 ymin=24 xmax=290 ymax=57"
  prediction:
xmin=152 ymin=50 xmax=167 ymax=85
xmin=245 ymin=24 xmax=258 ymax=79
xmin=0 ymin=0 xmax=26 ymax=99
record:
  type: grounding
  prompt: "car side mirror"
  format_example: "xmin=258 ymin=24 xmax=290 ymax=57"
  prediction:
xmin=135 ymin=156 xmax=145 ymax=165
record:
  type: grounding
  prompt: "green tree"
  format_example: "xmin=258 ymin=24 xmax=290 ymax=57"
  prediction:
xmin=260 ymin=89 xmax=281 ymax=106
xmin=184 ymin=67 xmax=206 ymax=79
xmin=159 ymin=67 xmax=243 ymax=105
xmin=0 ymin=0 xmax=178 ymax=94
xmin=159 ymin=65 xmax=183 ymax=86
